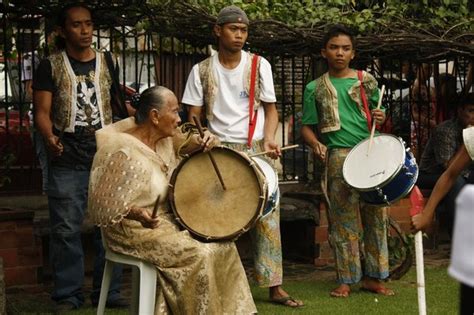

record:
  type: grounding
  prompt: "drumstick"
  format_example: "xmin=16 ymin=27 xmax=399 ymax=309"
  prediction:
xmin=152 ymin=194 xmax=161 ymax=218
xmin=367 ymin=85 xmax=385 ymax=156
xmin=248 ymin=144 xmax=299 ymax=158
xmin=192 ymin=117 xmax=227 ymax=190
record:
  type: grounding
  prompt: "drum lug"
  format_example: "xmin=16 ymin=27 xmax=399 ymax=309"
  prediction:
xmin=376 ymin=187 xmax=391 ymax=206
xmin=402 ymin=166 xmax=414 ymax=177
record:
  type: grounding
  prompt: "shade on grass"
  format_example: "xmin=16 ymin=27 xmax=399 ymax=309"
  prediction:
xmin=6 ymin=266 xmax=458 ymax=314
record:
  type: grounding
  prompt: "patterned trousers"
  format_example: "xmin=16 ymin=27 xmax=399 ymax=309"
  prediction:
xmin=222 ymin=141 xmax=283 ymax=288
xmin=327 ymin=148 xmax=389 ymax=284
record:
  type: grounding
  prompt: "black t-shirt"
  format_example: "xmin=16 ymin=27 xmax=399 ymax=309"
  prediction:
xmin=34 ymin=54 xmax=105 ymax=169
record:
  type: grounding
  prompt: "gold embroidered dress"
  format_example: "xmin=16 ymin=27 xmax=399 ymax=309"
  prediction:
xmin=88 ymin=117 xmax=256 ymax=315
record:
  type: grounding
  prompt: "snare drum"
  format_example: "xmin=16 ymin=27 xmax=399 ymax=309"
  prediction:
xmin=169 ymin=146 xmax=267 ymax=241
xmin=342 ymin=134 xmax=418 ymax=205
xmin=251 ymin=156 xmax=279 ymax=217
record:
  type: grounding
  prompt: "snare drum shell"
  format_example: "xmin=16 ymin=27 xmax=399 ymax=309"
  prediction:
xmin=359 ymin=151 xmax=418 ymax=205
xmin=343 ymin=134 xmax=419 ymax=205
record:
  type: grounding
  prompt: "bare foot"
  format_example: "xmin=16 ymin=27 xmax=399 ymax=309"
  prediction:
xmin=269 ymin=285 xmax=304 ymax=307
xmin=330 ymin=284 xmax=350 ymax=298
xmin=361 ymin=277 xmax=395 ymax=296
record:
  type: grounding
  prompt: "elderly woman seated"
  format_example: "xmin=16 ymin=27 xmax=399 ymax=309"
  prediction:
xmin=88 ymin=86 xmax=256 ymax=314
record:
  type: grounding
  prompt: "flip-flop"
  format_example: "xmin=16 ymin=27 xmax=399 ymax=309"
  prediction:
xmin=360 ymin=286 xmax=395 ymax=296
xmin=270 ymin=296 xmax=304 ymax=307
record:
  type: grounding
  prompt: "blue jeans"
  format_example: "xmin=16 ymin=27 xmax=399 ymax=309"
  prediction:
xmin=48 ymin=166 xmax=122 ymax=307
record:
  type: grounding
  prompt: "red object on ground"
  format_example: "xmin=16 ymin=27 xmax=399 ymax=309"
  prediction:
xmin=409 ymin=185 xmax=425 ymax=217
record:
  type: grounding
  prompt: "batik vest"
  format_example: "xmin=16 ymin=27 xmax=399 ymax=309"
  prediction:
xmin=49 ymin=50 xmax=113 ymax=133
xmin=314 ymin=70 xmax=378 ymax=133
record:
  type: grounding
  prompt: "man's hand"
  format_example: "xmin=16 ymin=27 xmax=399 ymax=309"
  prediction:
xmin=263 ymin=140 xmax=281 ymax=160
xmin=371 ymin=109 xmax=386 ymax=125
xmin=312 ymin=140 xmax=327 ymax=162
xmin=46 ymin=135 xmax=64 ymax=156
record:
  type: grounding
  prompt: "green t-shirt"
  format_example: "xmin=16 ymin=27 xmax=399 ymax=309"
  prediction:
xmin=302 ymin=75 xmax=382 ymax=149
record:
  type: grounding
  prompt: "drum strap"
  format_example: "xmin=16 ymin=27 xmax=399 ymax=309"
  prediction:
xmin=247 ymin=54 xmax=260 ymax=148
xmin=357 ymin=70 xmax=373 ymax=131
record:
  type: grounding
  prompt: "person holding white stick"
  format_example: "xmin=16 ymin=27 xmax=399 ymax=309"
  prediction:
xmin=412 ymin=125 xmax=474 ymax=315
xmin=301 ymin=25 xmax=390 ymax=298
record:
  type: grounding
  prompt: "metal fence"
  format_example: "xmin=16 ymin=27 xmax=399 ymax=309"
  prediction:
xmin=1 ymin=12 xmax=472 ymax=193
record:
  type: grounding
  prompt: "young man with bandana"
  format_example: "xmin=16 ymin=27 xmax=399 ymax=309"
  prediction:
xmin=182 ymin=5 xmax=303 ymax=308
xmin=301 ymin=25 xmax=392 ymax=298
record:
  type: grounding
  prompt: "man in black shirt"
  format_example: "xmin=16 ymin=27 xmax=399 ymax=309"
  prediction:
xmin=33 ymin=3 xmax=127 ymax=311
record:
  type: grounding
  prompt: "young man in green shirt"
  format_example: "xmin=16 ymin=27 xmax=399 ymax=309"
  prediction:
xmin=301 ymin=25 xmax=393 ymax=298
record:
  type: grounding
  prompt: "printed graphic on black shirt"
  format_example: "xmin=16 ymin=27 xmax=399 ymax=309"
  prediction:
xmin=75 ymin=70 xmax=100 ymax=129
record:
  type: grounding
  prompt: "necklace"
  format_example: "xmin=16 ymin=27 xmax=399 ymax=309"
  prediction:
xmin=155 ymin=149 xmax=171 ymax=177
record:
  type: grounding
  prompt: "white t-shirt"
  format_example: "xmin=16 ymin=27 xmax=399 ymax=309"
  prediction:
xmin=448 ymin=184 xmax=474 ymax=287
xmin=463 ymin=126 xmax=474 ymax=161
xmin=182 ymin=51 xmax=276 ymax=143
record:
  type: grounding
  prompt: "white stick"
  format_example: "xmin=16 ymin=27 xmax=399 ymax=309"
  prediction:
xmin=367 ymin=85 xmax=385 ymax=155
xmin=415 ymin=231 xmax=427 ymax=315
xmin=248 ymin=144 xmax=299 ymax=158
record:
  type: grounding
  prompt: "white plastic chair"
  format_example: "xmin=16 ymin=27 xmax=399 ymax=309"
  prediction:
xmin=97 ymin=229 xmax=157 ymax=315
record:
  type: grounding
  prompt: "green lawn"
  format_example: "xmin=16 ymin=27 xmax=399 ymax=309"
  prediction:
xmin=6 ymin=266 xmax=459 ymax=314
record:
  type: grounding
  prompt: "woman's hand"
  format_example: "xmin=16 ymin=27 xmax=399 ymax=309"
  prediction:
xmin=199 ymin=130 xmax=219 ymax=152
xmin=263 ymin=140 xmax=281 ymax=160
xmin=371 ymin=109 xmax=386 ymax=125
xmin=126 ymin=207 xmax=159 ymax=229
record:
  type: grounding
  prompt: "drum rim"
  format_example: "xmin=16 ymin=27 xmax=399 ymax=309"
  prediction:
xmin=343 ymin=133 xmax=406 ymax=191
xmin=364 ymin=170 xmax=418 ymax=206
xmin=168 ymin=145 xmax=266 ymax=241
xmin=251 ymin=155 xmax=279 ymax=194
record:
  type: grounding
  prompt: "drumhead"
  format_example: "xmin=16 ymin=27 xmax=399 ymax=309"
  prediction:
xmin=169 ymin=146 xmax=266 ymax=241
xmin=343 ymin=134 xmax=405 ymax=190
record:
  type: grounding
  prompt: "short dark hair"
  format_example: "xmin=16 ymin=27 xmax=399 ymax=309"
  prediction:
xmin=322 ymin=24 xmax=355 ymax=48
xmin=57 ymin=3 xmax=93 ymax=27
xmin=134 ymin=86 xmax=174 ymax=124
xmin=55 ymin=3 xmax=93 ymax=49
xmin=459 ymin=92 xmax=474 ymax=108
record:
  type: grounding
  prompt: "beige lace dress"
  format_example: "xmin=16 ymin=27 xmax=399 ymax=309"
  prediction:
xmin=88 ymin=117 xmax=256 ymax=314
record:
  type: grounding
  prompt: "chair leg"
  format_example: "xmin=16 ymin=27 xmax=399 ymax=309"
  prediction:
xmin=131 ymin=266 xmax=140 ymax=314
xmin=138 ymin=263 xmax=157 ymax=315
xmin=96 ymin=260 xmax=114 ymax=315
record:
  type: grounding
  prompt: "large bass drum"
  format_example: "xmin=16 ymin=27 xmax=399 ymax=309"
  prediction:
xmin=169 ymin=146 xmax=267 ymax=241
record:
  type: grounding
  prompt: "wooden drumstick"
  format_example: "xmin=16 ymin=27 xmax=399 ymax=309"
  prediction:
xmin=367 ymin=85 xmax=385 ymax=156
xmin=249 ymin=144 xmax=299 ymax=158
xmin=152 ymin=194 xmax=161 ymax=218
xmin=192 ymin=117 xmax=227 ymax=190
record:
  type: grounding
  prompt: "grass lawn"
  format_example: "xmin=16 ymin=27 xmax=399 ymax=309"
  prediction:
xmin=6 ymin=265 xmax=458 ymax=314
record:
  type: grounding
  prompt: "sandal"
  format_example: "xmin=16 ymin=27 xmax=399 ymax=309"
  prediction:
xmin=270 ymin=296 xmax=304 ymax=307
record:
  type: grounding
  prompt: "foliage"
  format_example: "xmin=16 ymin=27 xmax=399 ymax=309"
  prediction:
xmin=143 ymin=0 xmax=473 ymax=60
xmin=2 ymin=0 xmax=473 ymax=60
